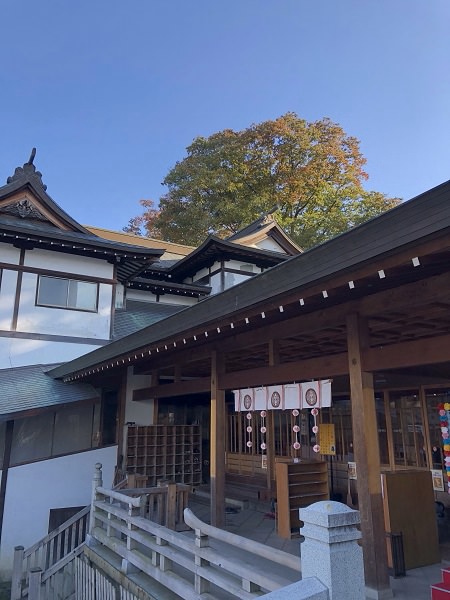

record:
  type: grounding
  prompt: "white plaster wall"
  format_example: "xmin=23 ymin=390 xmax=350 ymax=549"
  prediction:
xmin=126 ymin=289 xmax=196 ymax=307
xmin=126 ymin=289 xmax=158 ymax=303
xmin=0 ymin=337 xmax=103 ymax=368
xmin=124 ymin=368 xmax=154 ymax=425
xmin=224 ymin=271 xmax=252 ymax=289
xmin=0 ymin=246 xmax=20 ymax=264
xmin=254 ymin=238 xmax=286 ymax=253
xmin=224 ymin=259 xmax=254 ymax=271
xmin=192 ymin=266 xmax=209 ymax=283
xmin=158 ymin=295 xmax=197 ymax=306
xmin=209 ymin=272 xmax=222 ymax=295
xmin=0 ymin=445 xmax=117 ymax=577
xmin=0 ymin=271 xmax=18 ymax=330
xmin=24 ymin=249 xmax=114 ymax=279
xmin=16 ymin=273 xmax=112 ymax=338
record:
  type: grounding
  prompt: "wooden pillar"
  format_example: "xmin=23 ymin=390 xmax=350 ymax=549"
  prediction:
xmin=346 ymin=314 xmax=390 ymax=595
xmin=210 ymin=351 xmax=226 ymax=527
xmin=266 ymin=339 xmax=279 ymax=491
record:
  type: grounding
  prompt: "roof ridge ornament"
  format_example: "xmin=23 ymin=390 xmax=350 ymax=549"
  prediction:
xmin=6 ymin=148 xmax=47 ymax=191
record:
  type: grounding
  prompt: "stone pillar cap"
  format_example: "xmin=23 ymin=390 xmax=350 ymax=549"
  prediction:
xmin=300 ymin=501 xmax=360 ymax=527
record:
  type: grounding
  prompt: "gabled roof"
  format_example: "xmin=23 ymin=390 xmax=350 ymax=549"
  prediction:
xmin=0 ymin=152 xmax=164 ymax=282
xmin=227 ymin=213 xmax=302 ymax=255
xmin=1 ymin=150 xmax=92 ymax=234
xmin=0 ymin=363 xmax=99 ymax=420
xmin=85 ymin=226 xmax=194 ymax=260
xmin=144 ymin=235 xmax=291 ymax=280
xmin=49 ymin=176 xmax=450 ymax=381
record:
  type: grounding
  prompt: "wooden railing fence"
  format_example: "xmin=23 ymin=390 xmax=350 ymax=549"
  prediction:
xmin=10 ymin=474 xmax=191 ymax=600
xmin=88 ymin=485 xmax=301 ymax=599
xmin=11 ymin=505 xmax=90 ymax=600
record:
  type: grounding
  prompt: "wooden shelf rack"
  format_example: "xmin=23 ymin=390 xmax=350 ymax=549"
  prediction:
xmin=125 ymin=425 xmax=202 ymax=487
xmin=275 ymin=459 xmax=329 ymax=539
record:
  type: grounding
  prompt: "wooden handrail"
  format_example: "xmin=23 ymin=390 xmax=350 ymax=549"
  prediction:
xmin=89 ymin=491 xmax=301 ymax=599
xmin=183 ymin=507 xmax=301 ymax=573
xmin=23 ymin=505 xmax=90 ymax=559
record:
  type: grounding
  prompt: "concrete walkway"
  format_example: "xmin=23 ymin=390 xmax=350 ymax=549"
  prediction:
xmin=187 ymin=493 xmax=449 ymax=599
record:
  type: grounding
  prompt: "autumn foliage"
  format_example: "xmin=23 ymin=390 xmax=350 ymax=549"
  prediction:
xmin=125 ymin=113 xmax=400 ymax=249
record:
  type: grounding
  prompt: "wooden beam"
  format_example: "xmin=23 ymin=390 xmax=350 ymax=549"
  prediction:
xmin=132 ymin=270 xmax=450 ymax=379
xmin=346 ymin=314 xmax=390 ymax=594
xmin=365 ymin=333 xmax=450 ymax=371
xmin=210 ymin=351 xmax=225 ymax=528
xmin=133 ymin=377 xmax=211 ymax=401
xmin=222 ymin=353 xmax=349 ymax=389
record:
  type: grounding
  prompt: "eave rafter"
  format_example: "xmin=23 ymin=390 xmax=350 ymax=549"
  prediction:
xmin=62 ymin=249 xmax=450 ymax=385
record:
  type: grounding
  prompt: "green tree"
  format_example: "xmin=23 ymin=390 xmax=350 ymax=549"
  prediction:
xmin=127 ymin=113 xmax=400 ymax=248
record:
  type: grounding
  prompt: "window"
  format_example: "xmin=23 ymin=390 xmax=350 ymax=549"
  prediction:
xmin=9 ymin=398 xmax=116 ymax=466
xmin=389 ymin=390 xmax=426 ymax=468
xmin=37 ymin=276 xmax=98 ymax=311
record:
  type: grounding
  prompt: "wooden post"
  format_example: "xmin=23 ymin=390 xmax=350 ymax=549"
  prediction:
xmin=121 ymin=496 xmax=143 ymax=575
xmin=89 ymin=463 xmax=103 ymax=534
xmin=346 ymin=314 xmax=390 ymax=595
xmin=166 ymin=483 xmax=177 ymax=530
xmin=194 ymin=524 xmax=210 ymax=593
xmin=28 ymin=567 xmax=42 ymax=600
xmin=10 ymin=546 xmax=24 ymax=600
xmin=210 ymin=351 xmax=225 ymax=527
xmin=266 ymin=340 xmax=278 ymax=493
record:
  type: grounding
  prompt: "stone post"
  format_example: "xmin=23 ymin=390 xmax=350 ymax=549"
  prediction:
xmin=300 ymin=501 xmax=367 ymax=600
xmin=89 ymin=462 xmax=103 ymax=535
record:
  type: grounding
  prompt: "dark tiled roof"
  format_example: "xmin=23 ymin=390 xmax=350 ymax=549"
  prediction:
xmin=226 ymin=216 xmax=270 ymax=241
xmin=0 ymin=363 xmax=99 ymax=419
xmin=145 ymin=235 xmax=288 ymax=280
xmin=113 ymin=301 xmax=187 ymax=339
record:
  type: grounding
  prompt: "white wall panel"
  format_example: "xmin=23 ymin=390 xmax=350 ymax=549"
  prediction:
xmin=255 ymin=238 xmax=286 ymax=253
xmin=0 ymin=245 xmax=21 ymax=264
xmin=16 ymin=274 xmax=111 ymax=338
xmin=0 ymin=337 xmax=103 ymax=368
xmin=0 ymin=446 xmax=117 ymax=577
xmin=24 ymin=249 xmax=114 ymax=278
xmin=0 ymin=271 xmax=18 ymax=330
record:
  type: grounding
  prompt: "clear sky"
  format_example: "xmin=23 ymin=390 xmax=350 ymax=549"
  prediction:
xmin=1 ymin=1 xmax=449 ymax=232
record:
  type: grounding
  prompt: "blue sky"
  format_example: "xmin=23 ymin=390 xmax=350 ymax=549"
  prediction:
xmin=1 ymin=1 xmax=449 ymax=232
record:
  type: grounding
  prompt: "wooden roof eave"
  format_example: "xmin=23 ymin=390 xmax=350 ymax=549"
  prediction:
xmin=47 ymin=177 xmax=450 ymax=381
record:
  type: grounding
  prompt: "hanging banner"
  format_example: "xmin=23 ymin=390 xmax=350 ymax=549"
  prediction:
xmin=300 ymin=380 xmax=332 ymax=408
xmin=233 ymin=380 xmax=332 ymax=411
xmin=284 ymin=383 xmax=301 ymax=409
xmin=254 ymin=386 xmax=267 ymax=410
xmin=267 ymin=385 xmax=284 ymax=410
xmin=320 ymin=380 xmax=332 ymax=407
xmin=301 ymin=381 xmax=321 ymax=409
xmin=234 ymin=388 xmax=254 ymax=412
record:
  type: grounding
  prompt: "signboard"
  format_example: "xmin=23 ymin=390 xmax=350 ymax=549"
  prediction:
xmin=319 ymin=423 xmax=336 ymax=455
xmin=348 ymin=462 xmax=357 ymax=480
xmin=431 ymin=469 xmax=444 ymax=492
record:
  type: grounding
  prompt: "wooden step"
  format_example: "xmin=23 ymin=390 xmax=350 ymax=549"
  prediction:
xmin=431 ymin=581 xmax=450 ymax=600
xmin=443 ymin=568 xmax=450 ymax=585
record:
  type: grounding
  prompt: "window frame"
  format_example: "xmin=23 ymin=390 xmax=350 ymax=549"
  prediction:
xmin=36 ymin=275 xmax=99 ymax=312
